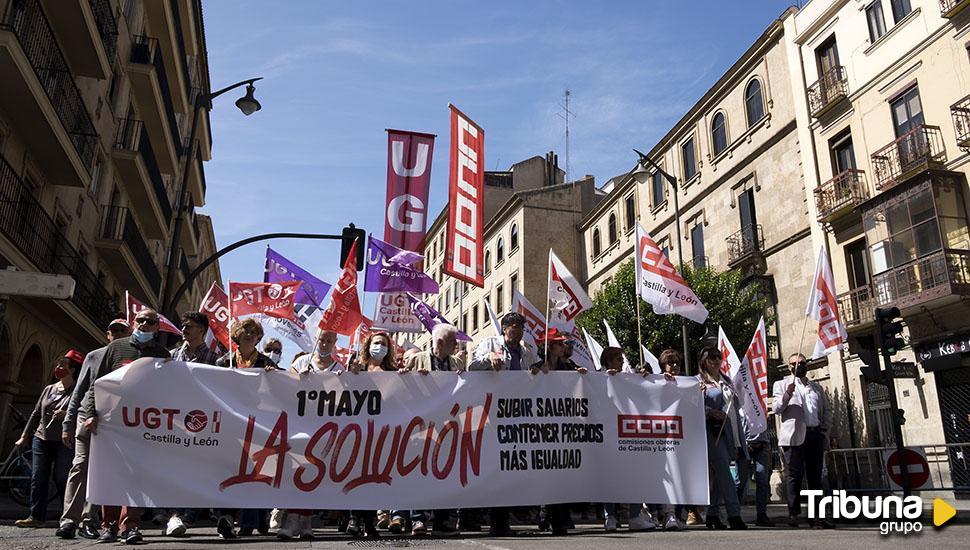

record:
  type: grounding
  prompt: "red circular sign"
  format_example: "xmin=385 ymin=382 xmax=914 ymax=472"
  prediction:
xmin=886 ymin=448 xmax=929 ymax=489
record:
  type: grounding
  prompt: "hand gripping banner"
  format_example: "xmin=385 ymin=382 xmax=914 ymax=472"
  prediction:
xmin=88 ymin=360 xmax=710 ymax=509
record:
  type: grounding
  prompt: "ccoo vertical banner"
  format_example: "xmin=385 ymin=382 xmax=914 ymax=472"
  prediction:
xmin=379 ymin=130 xmax=436 ymax=333
xmin=444 ymin=105 xmax=485 ymax=287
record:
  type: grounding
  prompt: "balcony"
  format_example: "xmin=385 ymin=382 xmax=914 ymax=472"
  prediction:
xmin=808 ymin=66 xmax=848 ymax=119
xmin=180 ymin=206 xmax=199 ymax=255
xmin=871 ymin=125 xmax=947 ymax=192
xmin=128 ymin=34 xmax=181 ymax=173
xmin=144 ymin=0 xmax=193 ymax=114
xmin=95 ymin=205 xmax=162 ymax=300
xmin=940 ymin=0 xmax=970 ymax=18
xmin=727 ymin=224 xmax=765 ymax=268
xmin=0 ymin=0 xmax=98 ymax=187
xmin=111 ymin=118 xmax=172 ymax=239
xmin=0 ymin=154 xmax=115 ymax=332
xmin=872 ymin=249 xmax=970 ymax=310
xmin=41 ymin=0 xmax=116 ymax=79
xmin=685 ymin=256 xmax=709 ymax=270
xmin=837 ymin=285 xmax=875 ymax=328
xmin=952 ymin=95 xmax=970 ymax=151
xmin=815 ymin=169 xmax=869 ymax=225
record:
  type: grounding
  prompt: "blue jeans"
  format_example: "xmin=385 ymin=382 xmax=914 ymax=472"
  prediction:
xmin=30 ymin=438 xmax=72 ymax=522
xmin=735 ymin=441 xmax=771 ymax=515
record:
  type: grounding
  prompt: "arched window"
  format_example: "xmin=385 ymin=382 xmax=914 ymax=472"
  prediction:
xmin=608 ymin=213 xmax=618 ymax=244
xmin=711 ymin=112 xmax=727 ymax=155
xmin=592 ymin=228 xmax=601 ymax=257
xmin=484 ymin=250 xmax=491 ymax=274
xmin=510 ymin=223 xmax=519 ymax=251
xmin=745 ymin=80 xmax=764 ymax=127
xmin=497 ymin=237 xmax=505 ymax=264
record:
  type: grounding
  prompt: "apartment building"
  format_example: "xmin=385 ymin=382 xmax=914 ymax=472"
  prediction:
xmin=0 ymin=0 xmax=220 ymax=442
xmin=786 ymin=0 xmax=970 ymax=489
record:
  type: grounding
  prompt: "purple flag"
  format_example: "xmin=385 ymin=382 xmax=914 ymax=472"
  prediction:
xmin=364 ymin=236 xmax=440 ymax=294
xmin=405 ymin=292 xmax=472 ymax=341
xmin=264 ymin=247 xmax=332 ymax=307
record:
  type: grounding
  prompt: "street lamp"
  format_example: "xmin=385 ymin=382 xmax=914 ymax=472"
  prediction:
xmin=160 ymin=77 xmax=264 ymax=320
xmin=632 ymin=148 xmax=693 ymax=374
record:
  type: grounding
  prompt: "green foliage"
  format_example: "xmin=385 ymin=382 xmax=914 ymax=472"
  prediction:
xmin=577 ymin=260 xmax=769 ymax=366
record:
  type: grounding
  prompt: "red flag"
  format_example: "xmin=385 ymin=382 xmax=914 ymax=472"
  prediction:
xmin=350 ymin=317 xmax=373 ymax=351
xmin=228 ymin=281 xmax=301 ymax=320
xmin=444 ymin=105 xmax=485 ymax=287
xmin=318 ymin=239 xmax=365 ymax=336
xmin=333 ymin=346 xmax=352 ymax=367
xmin=805 ymin=246 xmax=847 ymax=358
xmin=199 ymin=282 xmax=230 ymax=352
xmin=384 ymin=130 xmax=435 ymax=251
xmin=126 ymin=292 xmax=182 ymax=335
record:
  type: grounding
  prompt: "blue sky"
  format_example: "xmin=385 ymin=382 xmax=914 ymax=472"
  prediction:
xmin=200 ymin=0 xmax=793 ymax=347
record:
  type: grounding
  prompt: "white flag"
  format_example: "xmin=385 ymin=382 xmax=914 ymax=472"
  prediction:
xmin=603 ymin=320 xmax=633 ymax=373
xmin=717 ymin=326 xmax=742 ymax=380
xmin=263 ymin=304 xmax=324 ymax=354
xmin=484 ymin=297 xmax=502 ymax=337
xmin=568 ymin=327 xmax=595 ymax=370
xmin=641 ymin=345 xmax=660 ymax=373
xmin=548 ymin=249 xmax=593 ymax=332
xmin=634 ymin=222 xmax=709 ymax=324
xmin=735 ymin=317 xmax=770 ymax=436
xmin=511 ymin=290 xmax=545 ymax=349
xmin=582 ymin=327 xmax=605 ymax=371
xmin=806 ymin=246 xmax=847 ymax=359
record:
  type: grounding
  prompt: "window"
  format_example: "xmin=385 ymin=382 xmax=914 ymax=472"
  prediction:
xmin=89 ymin=156 xmax=102 ymax=196
xmin=462 ymin=312 xmax=468 ymax=334
xmin=608 ymin=213 xmax=618 ymax=244
xmin=497 ymin=237 xmax=505 ymax=264
xmin=711 ymin=112 xmax=727 ymax=155
xmin=681 ymin=138 xmax=696 ymax=181
xmin=482 ymin=300 xmax=489 ymax=326
xmin=816 ymin=36 xmax=840 ymax=78
xmin=890 ymin=0 xmax=911 ymax=22
xmin=866 ymin=1 xmax=887 ymax=42
xmin=445 ymin=287 xmax=451 ymax=310
xmin=472 ymin=305 xmax=479 ymax=331
xmin=890 ymin=86 xmax=924 ymax=137
xmin=592 ymin=228 xmax=601 ymax=256
xmin=690 ymin=224 xmax=705 ymax=268
xmin=652 ymin=170 xmax=665 ymax=208
xmin=484 ymin=250 xmax=491 ymax=275
xmin=496 ymin=284 xmax=504 ymax=314
xmin=739 ymin=189 xmax=758 ymax=250
xmin=845 ymin=239 xmax=871 ymax=290
xmin=829 ymin=131 xmax=856 ymax=173
xmin=745 ymin=80 xmax=764 ymax=127
xmin=510 ymin=272 xmax=518 ymax=293
xmin=510 ymin=223 xmax=519 ymax=251
xmin=625 ymin=195 xmax=636 ymax=231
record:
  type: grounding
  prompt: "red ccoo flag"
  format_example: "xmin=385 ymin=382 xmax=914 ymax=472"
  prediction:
xmin=318 ymin=239 xmax=366 ymax=336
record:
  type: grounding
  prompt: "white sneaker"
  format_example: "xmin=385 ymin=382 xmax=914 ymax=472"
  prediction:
xmin=165 ymin=516 xmax=186 ymax=537
xmin=269 ymin=508 xmax=285 ymax=530
xmin=628 ymin=513 xmax=659 ymax=531
xmin=299 ymin=514 xmax=314 ymax=540
xmin=663 ymin=513 xmax=682 ymax=531
xmin=604 ymin=516 xmax=618 ymax=531
xmin=277 ymin=513 xmax=301 ymax=540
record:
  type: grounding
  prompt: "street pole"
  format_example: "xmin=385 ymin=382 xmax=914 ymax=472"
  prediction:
xmin=875 ymin=306 xmax=911 ymax=496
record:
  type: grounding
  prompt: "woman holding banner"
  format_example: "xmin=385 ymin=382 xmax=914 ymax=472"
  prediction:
xmin=698 ymin=346 xmax=747 ymax=530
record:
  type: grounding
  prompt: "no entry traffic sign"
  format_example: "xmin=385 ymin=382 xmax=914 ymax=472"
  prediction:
xmin=884 ymin=447 xmax=931 ymax=490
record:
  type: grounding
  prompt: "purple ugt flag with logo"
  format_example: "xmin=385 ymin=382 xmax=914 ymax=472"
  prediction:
xmin=405 ymin=293 xmax=472 ymax=341
xmin=264 ymin=247 xmax=332 ymax=307
xmin=364 ymin=236 xmax=440 ymax=294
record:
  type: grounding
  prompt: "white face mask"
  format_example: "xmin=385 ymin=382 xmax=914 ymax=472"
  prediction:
xmin=267 ymin=351 xmax=282 ymax=364
xmin=369 ymin=344 xmax=388 ymax=361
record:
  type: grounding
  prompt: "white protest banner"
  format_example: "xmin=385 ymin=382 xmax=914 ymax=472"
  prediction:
xmin=89 ymin=360 xmax=709 ymax=509
xmin=735 ymin=317 xmax=769 ymax=435
xmin=634 ymin=222 xmax=708 ymax=324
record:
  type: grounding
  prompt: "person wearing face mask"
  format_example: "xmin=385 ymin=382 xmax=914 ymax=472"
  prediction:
xmin=85 ymin=309 xmax=171 ymax=545
xmin=773 ymin=353 xmax=831 ymax=529
xmin=345 ymin=332 xmax=396 ymax=539
xmin=262 ymin=338 xmax=285 ymax=369
xmin=290 ymin=330 xmax=339 ymax=373
xmin=57 ymin=319 xmax=131 ymax=540
xmin=14 ymin=351 xmax=83 ymax=529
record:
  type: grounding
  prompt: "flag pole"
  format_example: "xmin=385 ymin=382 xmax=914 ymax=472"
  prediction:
xmin=633 ymin=244 xmax=644 ymax=371
xmin=543 ymin=250 xmax=552 ymax=362
xmin=227 ymin=279 xmax=234 ymax=369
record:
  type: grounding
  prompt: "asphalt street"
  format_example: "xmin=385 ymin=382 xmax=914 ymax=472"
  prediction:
xmin=1 ymin=521 xmax=968 ymax=550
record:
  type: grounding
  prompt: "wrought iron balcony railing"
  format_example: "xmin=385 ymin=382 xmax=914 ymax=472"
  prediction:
xmin=100 ymin=205 xmax=162 ymax=293
xmin=727 ymin=224 xmax=764 ymax=265
xmin=89 ymin=0 xmax=118 ymax=61
xmin=872 ymin=249 xmax=970 ymax=309
xmin=940 ymin=0 xmax=970 ymax=18
xmin=130 ymin=34 xmax=184 ymax=156
xmin=836 ymin=285 xmax=875 ymax=327
xmin=870 ymin=125 xmax=947 ymax=191
xmin=1 ymin=0 xmax=99 ymax=170
xmin=814 ymin=169 xmax=869 ymax=223
xmin=808 ymin=66 xmax=848 ymax=118
xmin=0 ymin=153 xmax=115 ymax=327
xmin=952 ymin=94 xmax=970 ymax=151
xmin=113 ymin=118 xmax=174 ymax=221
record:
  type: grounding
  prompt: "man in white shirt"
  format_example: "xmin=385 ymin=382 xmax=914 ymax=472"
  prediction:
xmin=772 ymin=353 xmax=831 ymax=529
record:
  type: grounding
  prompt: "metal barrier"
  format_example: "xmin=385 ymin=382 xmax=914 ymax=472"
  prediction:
xmin=826 ymin=443 xmax=970 ymax=493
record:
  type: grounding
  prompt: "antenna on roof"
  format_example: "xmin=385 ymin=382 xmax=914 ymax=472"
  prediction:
xmin=557 ymin=89 xmax=575 ymax=183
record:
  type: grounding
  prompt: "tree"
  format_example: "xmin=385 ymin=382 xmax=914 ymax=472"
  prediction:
xmin=577 ymin=259 xmax=769 ymax=368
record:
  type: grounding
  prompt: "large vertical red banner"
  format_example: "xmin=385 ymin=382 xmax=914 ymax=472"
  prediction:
xmin=444 ymin=105 xmax=485 ymax=287
xmin=383 ymin=130 xmax=436 ymax=251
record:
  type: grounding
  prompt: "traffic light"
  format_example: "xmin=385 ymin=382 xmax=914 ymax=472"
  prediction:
xmin=340 ymin=223 xmax=366 ymax=271
xmin=875 ymin=306 xmax=905 ymax=356
xmin=851 ymin=334 xmax=884 ymax=384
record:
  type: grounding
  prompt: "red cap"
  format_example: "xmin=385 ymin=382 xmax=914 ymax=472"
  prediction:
xmin=107 ymin=318 xmax=129 ymax=329
xmin=536 ymin=328 xmax=569 ymax=343
xmin=64 ymin=350 xmax=84 ymax=364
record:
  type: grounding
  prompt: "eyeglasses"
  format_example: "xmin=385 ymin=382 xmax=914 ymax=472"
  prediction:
xmin=790 ymin=360 xmax=807 ymax=367
xmin=134 ymin=317 xmax=158 ymax=326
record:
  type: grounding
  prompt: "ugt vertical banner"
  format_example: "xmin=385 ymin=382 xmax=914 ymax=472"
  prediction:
xmin=444 ymin=105 xmax=485 ymax=287
xmin=379 ymin=130 xmax=436 ymax=333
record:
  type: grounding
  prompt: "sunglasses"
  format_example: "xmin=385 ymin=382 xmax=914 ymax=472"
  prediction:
xmin=134 ymin=317 xmax=159 ymax=325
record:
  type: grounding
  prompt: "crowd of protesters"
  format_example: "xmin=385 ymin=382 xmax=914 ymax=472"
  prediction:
xmin=10 ymin=308 xmax=832 ymax=543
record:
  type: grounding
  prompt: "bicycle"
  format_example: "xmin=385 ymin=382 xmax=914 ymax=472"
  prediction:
xmin=0 ymin=403 xmax=61 ymax=507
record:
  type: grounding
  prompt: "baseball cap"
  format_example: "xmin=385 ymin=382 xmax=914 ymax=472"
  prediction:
xmin=107 ymin=318 xmax=130 ymax=330
xmin=64 ymin=350 xmax=84 ymax=364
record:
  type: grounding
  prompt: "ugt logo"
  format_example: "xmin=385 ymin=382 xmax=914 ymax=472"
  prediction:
xmin=123 ymin=406 xmax=222 ymax=433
